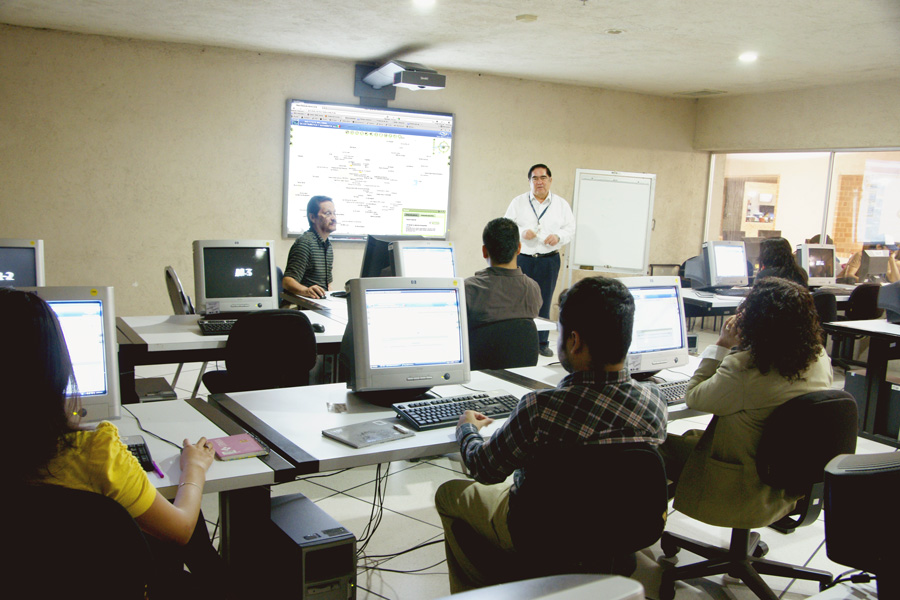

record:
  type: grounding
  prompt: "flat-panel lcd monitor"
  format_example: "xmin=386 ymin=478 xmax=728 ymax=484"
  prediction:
xmin=359 ymin=234 xmax=424 ymax=278
xmin=23 ymin=286 xmax=120 ymax=422
xmin=618 ymin=276 xmax=689 ymax=374
xmin=390 ymin=240 xmax=456 ymax=277
xmin=0 ymin=238 xmax=44 ymax=287
xmin=192 ymin=240 xmax=278 ymax=315
xmin=341 ymin=277 xmax=470 ymax=396
xmin=796 ymin=244 xmax=836 ymax=287
xmin=704 ymin=240 xmax=748 ymax=288
xmin=283 ymin=99 xmax=454 ymax=240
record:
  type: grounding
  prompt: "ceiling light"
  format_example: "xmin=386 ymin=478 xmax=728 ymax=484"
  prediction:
xmin=413 ymin=0 xmax=436 ymax=11
xmin=739 ymin=52 xmax=758 ymax=63
xmin=516 ymin=14 xmax=538 ymax=23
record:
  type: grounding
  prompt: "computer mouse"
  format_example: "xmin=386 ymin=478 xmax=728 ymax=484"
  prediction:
xmin=311 ymin=323 xmax=326 ymax=333
xmin=332 ymin=290 xmax=349 ymax=299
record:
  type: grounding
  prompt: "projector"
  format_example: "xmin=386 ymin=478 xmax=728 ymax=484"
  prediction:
xmin=393 ymin=70 xmax=446 ymax=90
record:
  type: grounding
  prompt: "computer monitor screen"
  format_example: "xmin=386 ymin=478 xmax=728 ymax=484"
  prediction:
xmin=705 ymin=240 xmax=748 ymax=288
xmin=23 ymin=286 xmax=120 ymax=422
xmin=359 ymin=234 xmax=424 ymax=278
xmin=390 ymin=241 xmax=456 ymax=278
xmin=619 ymin=276 xmax=689 ymax=374
xmin=341 ymin=277 xmax=470 ymax=396
xmin=796 ymin=244 xmax=836 ymax=286
xmin=0 ymin=239 xmax=44 ymax=288
xmin=192 ymin=240 xmax=278 ymax=315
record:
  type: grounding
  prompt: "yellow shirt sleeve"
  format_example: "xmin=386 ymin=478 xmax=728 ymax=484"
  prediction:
xmin=40 ymin=422 xmax=158 ymax=519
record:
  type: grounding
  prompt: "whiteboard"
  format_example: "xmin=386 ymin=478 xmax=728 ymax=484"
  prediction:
xmin=570 ymin=169 xmax=656 ymax=274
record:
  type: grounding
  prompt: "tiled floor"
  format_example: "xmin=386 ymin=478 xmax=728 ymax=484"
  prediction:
xmin=134 ymin=325 xmax=896 ymax=599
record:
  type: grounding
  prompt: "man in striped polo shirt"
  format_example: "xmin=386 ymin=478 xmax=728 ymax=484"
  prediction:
xmin=283 ymin=195 xmax=336 ymax=298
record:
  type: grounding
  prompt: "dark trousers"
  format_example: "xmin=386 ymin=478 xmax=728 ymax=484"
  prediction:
xmin=145 ymin=510 xmax=233 ymax=599
xmin=517 ymin=252 xmax=561 ymax=348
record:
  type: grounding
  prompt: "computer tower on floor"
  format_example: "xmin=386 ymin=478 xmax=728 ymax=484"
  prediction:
xmin=267 ymin=493 xmax=357 ymax=599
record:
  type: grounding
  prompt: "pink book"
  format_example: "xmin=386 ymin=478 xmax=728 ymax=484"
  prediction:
xmin=208 ymin=433 xmax=268 ymax=461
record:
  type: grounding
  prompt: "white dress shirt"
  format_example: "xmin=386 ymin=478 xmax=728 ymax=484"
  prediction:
xmin=504 ymin=192 xmax=577 ymax=256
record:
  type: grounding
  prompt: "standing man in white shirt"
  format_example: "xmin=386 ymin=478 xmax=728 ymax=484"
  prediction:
xmin=504 ymin=164 xmax=576 ymax=357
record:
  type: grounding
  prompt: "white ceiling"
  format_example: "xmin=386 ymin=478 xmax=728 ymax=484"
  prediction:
xmin=3 ymin=0 xmax=900 ymax=97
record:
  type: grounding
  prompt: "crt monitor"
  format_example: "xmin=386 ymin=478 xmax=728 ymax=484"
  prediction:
xmin=618 ymin=276 xmax=690 ymax=375
xmin=877 ymin=281 xmax=900 ymax=324
xmin=192 ymin=240 xmax=278 ymax=315
xmin=795 ymin=243 xmax=837 ymax=287
xmin=359 ymin=234 xmax=423 ymax=278
xmin=389 ymin=240 xmax=457 ymax=278
xmin=340 ymin=277 xmax=470 ymax=401
xmin=704 ymin=240 xmax=748 ymax=288
xmin=0 ymin=238 xmax=45 ymax=288
xmin=22 ymin=286 xmax=121 ymax=422
xmin=860 ymin=248 xmax=891 ymax=281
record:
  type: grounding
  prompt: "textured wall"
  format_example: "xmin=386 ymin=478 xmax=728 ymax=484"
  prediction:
xmin=1 ymin=24 xmax=709 ymax=315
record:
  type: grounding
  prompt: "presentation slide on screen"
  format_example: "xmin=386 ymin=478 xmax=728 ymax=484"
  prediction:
xmin=284 ymin=101 xmax=453 ymax=239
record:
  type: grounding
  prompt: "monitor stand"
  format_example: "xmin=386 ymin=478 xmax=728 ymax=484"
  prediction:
xmin=353 ymin=387 xmax=433 ymax=407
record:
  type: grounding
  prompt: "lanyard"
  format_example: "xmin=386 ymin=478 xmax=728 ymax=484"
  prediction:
xmin=529 ymin=193 xmax=551 ymax=224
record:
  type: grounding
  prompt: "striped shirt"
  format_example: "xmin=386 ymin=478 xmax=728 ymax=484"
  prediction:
xmin=284 ymin=229 xmax=333 ymax=288
xmin=457 ymin=369 xmax=667 ymax=487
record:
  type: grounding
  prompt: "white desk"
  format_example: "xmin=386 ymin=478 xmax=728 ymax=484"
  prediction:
xmin=117 ymin=313 xmax=346 ymax=402
xmin=209 ymin=371 xmax=534 ymax=473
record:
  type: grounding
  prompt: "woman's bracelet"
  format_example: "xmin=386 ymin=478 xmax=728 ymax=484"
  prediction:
xmin=178 ymin=481 xmax=202 ymax=491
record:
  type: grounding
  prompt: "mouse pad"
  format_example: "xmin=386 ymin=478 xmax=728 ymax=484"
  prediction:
xmin=322 ymin=419 xmax=414 ymax=449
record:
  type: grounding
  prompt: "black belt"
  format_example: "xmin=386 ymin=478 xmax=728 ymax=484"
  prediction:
xmin=526 ymin=251 xmax=559 ymax=258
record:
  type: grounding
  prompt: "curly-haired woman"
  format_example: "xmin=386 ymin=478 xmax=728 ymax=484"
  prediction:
xmin=661 ymin=278 xmax=832 ymax=528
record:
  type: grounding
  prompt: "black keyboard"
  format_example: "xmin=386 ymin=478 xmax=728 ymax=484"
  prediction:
xmin=198 ymin=318 xmax=237 ymax=336
xmin=657 ymin=379 xmax=688 ymax=405
xmin=122 ymin=435 xmax=155 ymax=472
xmin=393 ymin=390 xmax=520 ymax=431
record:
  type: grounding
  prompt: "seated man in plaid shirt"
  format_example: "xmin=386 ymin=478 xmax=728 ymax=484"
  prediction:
xmin=435 ymin=276 xmax=668 ymax=593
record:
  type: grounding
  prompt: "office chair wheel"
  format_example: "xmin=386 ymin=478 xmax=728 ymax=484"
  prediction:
xmin=752 ymin=541 xmax=769 ymax=558
xmin=660 ymin=535 xmax=680 ymax=558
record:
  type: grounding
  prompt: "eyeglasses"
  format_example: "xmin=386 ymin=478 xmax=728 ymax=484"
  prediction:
xmin=530 ymin=175 xmax=550 ymax=182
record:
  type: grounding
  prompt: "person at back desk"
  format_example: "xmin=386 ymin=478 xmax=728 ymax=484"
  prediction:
xmin=465 ymin=217 xmax=542 ymax=330
xmin=283 ymin=195 xmax=336 ymax=299
xmin=435 ymin=276 xmax=667 ymax=593
xmin=841 ymin=243 xmax=900 ymax=283
xmin=754 ymin=236 xmax=808 ymax=287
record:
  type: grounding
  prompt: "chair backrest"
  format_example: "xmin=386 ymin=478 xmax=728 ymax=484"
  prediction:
xmin=508 ymin=443 xmax=668 ymax=564
xmin=812 ymin=289 xmax=838 ymax=325
xmin=757 ymin=390 xmax=858 ymax=497
xmin=276 ymin=266 xmax=285 ymax=300
xmin=469 ymin=318 xmax=539 ymax=370
xmin=845 ymin=282 xmax=884 ymax=321
xmin=216 ymin=309 xmax=317 ymax=393
xmin=165 ymin=265 xmax=194 ymax=315
xmin=11 ymin=485 xmax=152 ymax=599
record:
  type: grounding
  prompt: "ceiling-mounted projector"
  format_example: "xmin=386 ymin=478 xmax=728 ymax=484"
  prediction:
xmin=362 ymin=60 xmax=446 ymax=91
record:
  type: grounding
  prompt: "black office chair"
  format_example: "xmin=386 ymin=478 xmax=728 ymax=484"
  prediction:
xmin=449 ymin=443 xmax=669 ymax=587
xmin=468 ymin=318 xmax=539 ymax=371
xmin=659 ymin=390 xmax=858 ymax=600
xmin=831 ymin=283 xmax=884 ymax=369
xmin=812 ymin=289 xmax=838 ymax=346
xmin=10 ymin=484 xmax=152 ymax=599
xmin=164 ymin=266 xmax=207 ymax=393
xmin=202 ymin=309 xmax=318 ymax=394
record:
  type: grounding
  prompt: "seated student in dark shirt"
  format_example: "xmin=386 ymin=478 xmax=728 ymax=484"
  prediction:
xmin=464 ymin=217 xmax=542 ymax=329
xmin=754 ymin=237 xmax=808 ymax=287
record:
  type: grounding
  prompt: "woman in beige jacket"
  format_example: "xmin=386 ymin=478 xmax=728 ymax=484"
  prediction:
xmin=661 ymin=278 xmax=832 ymax=528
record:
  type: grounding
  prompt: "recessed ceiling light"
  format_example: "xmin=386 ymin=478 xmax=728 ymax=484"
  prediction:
xmin=739 ymin=52 xmax=758 ymax=63
xmin=516 ymin=14 xmax=538 ymax=22
xmin=413 ymin=0 xmax=436 ymax=11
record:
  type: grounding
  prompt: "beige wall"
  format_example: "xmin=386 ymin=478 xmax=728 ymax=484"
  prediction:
xmin=695 ymin=79 xmax=900 ymax=152
xmin=0 ymin=25 xmax=709 ymax=316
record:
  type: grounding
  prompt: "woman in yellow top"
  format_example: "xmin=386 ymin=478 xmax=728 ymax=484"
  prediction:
xmin=5 ymin=287 xmax=228 ymax=598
